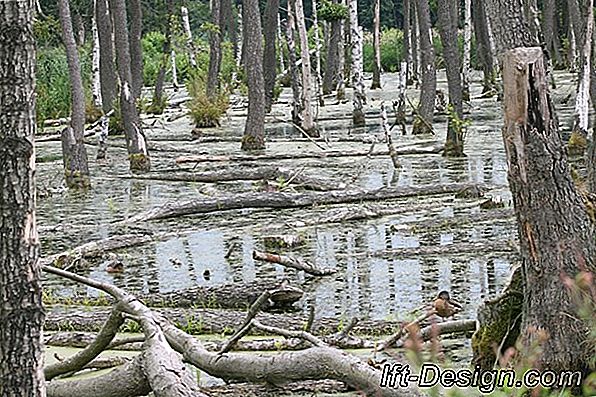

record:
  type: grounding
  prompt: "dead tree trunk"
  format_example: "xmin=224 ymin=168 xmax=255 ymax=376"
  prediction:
xmin=129 ymin=0 xmax=143 ymax=99
xmin=322 ymin=3 xmax=342 ymax=95
xmin=294 ymin=0 xmax=318 ymax=136
xmin=336 ymin=14 xmax=346 ymax=100
xmin=437 ymin=0 xmax=465 ymax=156
xmin=412 ymin=0 xmax=435 ymax=134
xmin=181 ymin=6 xmax=198 ymax=68
xmin=91 ymin=0 xmax=102 ymax=109
xmin=96 ymin=0 xmax=118 ymax=112
xmin=371 ymin=0 xmax=382 ymax=89
xmin=312 ymin=0 xmax=324 ymax=106
xmin=241 ymin=0 xmax=266 ymax=150
xmin=263 ymin=0 xmax=280 ymax=111
xmin=462 ymin=0 xmax=472 ymax=101
xmin=109 ymin=0 xmax=151 ymax=171
xmin=58 ymin=0 xmax=91 ymax=188
xmin=568 ymin=0 xmax=593 ymax=155
xmin=348 ymin=0 xmax=365 ymax=126
xmin=207 ymin=0 xmax=223 ymax=99
xmin=411 ymin=0 xmax=419 ymax=81
xmin=0 ymin=0 xmax=46 ymax=394
xmin=472 ymin=0 xmax=496 ymax=95
xmin=481 ymin=0 xmax=596 ymax=375
xmin=403 ymin=0 xmax=414 ymax=84
xmin=284 ymin=3 xmax=304 ymax=125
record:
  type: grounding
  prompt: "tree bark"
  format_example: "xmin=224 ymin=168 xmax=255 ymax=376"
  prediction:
xmin=403 ymin=0 xmax=413 ymax=84
xmin=207 ymin=0 xmax=223 ymax=99
xmin=58 ymin=0 xmax=91 ymax=188
xmin=262 ymin=0 xmax=280 ymax=111
xmin=312 ymin=0 xmax=324 ymax=106
xmin=437 ymin=0 xmax=465 ymax=157
xmin=348 ymin=0 xmax=365 ymax=125
xmin=412 ymin=0 xmax=435 ymax=134
xmin=0 ymin=0 xmax=46 ymax=394
xmin=322 ymin=6 xmax=341 ymax=95
xmin=294 ymin=0 xmax=318 ymax=135
xmin=542 ymin=0 xmax=562 ymax=66
xmin=96 ymin=0 xmax=118 ymax=112
xmin=336 ymin=15 xmax=346 ymax=100
xmin=284 ymin=3 xmax=304 ymax=125
xmin=472 ymin=0 xmax=496 ymax=95
xmin=241 ymin=0 xmax=266 ymax=150
xmin=109 ymin=0 xmax=151 ymax=171
xmin=462 ymin=0 xmax=472 ymax=101
xmin=371 ymin=0 xmax=382 ymax=89
xmin=91 ymin=1 xmax=103 ymax=109
xmin=128 ymin=0 xmax=143 ymax=99
xmin=181 ymin=6 xmax=198 ymax=68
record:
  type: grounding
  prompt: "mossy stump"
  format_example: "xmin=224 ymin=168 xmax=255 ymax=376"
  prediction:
xmin=352 ymin=109 xmax=365 ymax=127
xmin=412 ymin=116 xmax=433 ymax=135
xmin=129 ymin=153 xmax=151 ymax=172
xmin=241 ymin=134 xmax=266 ymax=151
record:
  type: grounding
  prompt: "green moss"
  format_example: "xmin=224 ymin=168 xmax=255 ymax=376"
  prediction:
xmin=241 ymin=134 xmax=266 ymax=151
xmin=129 ymin=153 xmax=151 ymax=172
xmin=412 ymin=116 xmax=433 ymax=135
xmin=568 ymin=130 xmax=588 ymax=156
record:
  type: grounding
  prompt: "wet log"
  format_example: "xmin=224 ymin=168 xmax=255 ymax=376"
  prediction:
xmin=118 ymin=166 xmax=341 ymax=191
xmin=124 ymin=182 xmax=486 ymax=223
xmin=175 ymin=142 xmax=443 ymax=164
xmin=253 ymin=250 xmax=336 ymax=276
xmin=44 ymin=305 xmax=403 ymax=336
xmin=205 ymin=380 xmax=347 ymax=397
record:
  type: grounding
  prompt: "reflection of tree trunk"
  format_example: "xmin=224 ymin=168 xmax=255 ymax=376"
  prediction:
xmin=294 ymin=0 xmax=318 ymax=135
xmin=437 ymin=0 xmax=464 ymax=157
xmin=412 ymin=0 xmax=435 ymax=134
xmin=241 ymin=0 xmax=266 ymax=150
xmin=96 ymin=0 xmax=118 ymax=112
xmin=348 ymin=0 xmax=365 ymax=126
xmin=262 ymin=0 xmax=279 ymax=111
xmin=129 ymin=0 xmax=143 ymax=99
xmin=207 ymin=0 xmax=223 ymax=98
xmin=371 ymin=0 xmax=381 ymax=89
xmin=0 ymin=1 xmax=46 ymax=394
xmin=58 ymin=0 xmax=91 ymax=188
xmin=110 ymin=0 xmax=151 ymax=171
xmin=479 ymin=0 xmax=596 ymax=375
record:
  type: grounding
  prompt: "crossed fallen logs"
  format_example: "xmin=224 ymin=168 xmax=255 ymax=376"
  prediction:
xmin=42 ymin=264 xmax=475 ymax=397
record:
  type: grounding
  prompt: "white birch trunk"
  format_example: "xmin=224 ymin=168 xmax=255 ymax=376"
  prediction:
xmin=462 ymin=0 xmax=471 ymax=100
xmin=348 ymin=0 xmax=365 ymax=125
xmin=312 ymin=0 xmax=323 ymax=106
xmin=381 ymin=102 xmax=400 ymax=168
xmin=232 ymin=5 xmax=243 ymax=83
xmin=569 ymin=22 xmax=578 ymax=72
xmin=181 ymin=6 xmax=197 ymax=68
xmin=336 ymin=18 xmax=346 ymax=100
xmin=294 ymin=0 xmax=316 ymax=133
xmin=170 ymin=49 xmax=178 ymax=88
xmin=91 ymin=0 xmax=102 ymax=109
xmin=572 ymin=0 xmax=593 ymax=136
xmin=277 ymin=16 xmax=285 ymax=74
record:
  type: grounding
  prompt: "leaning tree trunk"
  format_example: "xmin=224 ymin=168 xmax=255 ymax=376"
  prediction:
xmin=348 ymin=0 xmax=365 ymax=126
xmin=568 ymin=0 xmax=593 ymax=155
xmin=262 ymin=0 xmax=280 ymax=111
xmin=109 ymin=0 xmax=151 ymax=171
xmin=437 ymin=0 xmax=464 ymax=156
xmin=151 ymin=0 xmax=174 ymax=112
xmin=0 ymin=1 xmax=46 ymax=395
xmin=480 ymin=0 xmax=596 ymax=376
xmin=207 ymin=0 xmax=223 ymax=99
xmin=96 ymin=0 xmax=118 ymax=112
xmin=129 ymin=0 xmax=143 ymax=99
xmin=284 ymin=3 xmax=303 ymax=125
xmin=412 ymin=0 xmax=435 ymax=134
xmin=181 ymin=6 xmax=198 ymax=68
xmin=294 ymin=0 xmax=318 ymax=136
xmin=322 ymin=5 xmax=342 ymax=95
xmin=240 ymin=0 xmax=266 ymax=150
xmin=58 ymin=0 xmax=91 ymax=188
xmin=371 ymin=0 xmax=381 ymax=89
xmin=462 ymin=0 xmax=472 ymax=101
xmin=472 ymin=0 xmax=496 ymax=95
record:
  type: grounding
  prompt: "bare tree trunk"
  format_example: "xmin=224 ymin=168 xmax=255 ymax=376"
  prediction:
xmin=412 ymin=0 xmax=435 ymax=134
xmin=129 ymin=0 xmax=143 ymax=99
xmin=462 ymin=0 xmax=472 ymax=101
xmin=481 ymin=0 xmax=596 ymax=375
xmin=312 ymin=0 xmax=324 ymax=106
xmin=170 ymin=49 xmax=179 ymax=88
xmin=58 ymin=0 xmax=91 ymax=188
xmin=403 ymin=0 xmax=414 ymax=84
xmin=72 ymin=10 xmax=85 ymax=46
xmin=472 ymin=0 xmax=496 ymax=95
xmin=348 ymin=0 xmax=365 ymax=125
xmin=411 ymin=0 xmax=419 ymax=81
xmin=336 ymin=15 xmax=346 ymax=100
xmin=543 ymin=0 xmax=562 ymax=66
xmin=241 ymin=0 xmax=266 ymax=150
xmin=437 ymin=0 xmax=464 ymax=156
xmin=0 ymin=0 xmax=46 ymax=394
xmin=322 ymin=5 xmax=341 ymax=95
xmin=371 ymin=0 xmax=381 ymax=89
xmin=294 ymin=0 xmax=318 ymax=135
xmin=263 ymin=0 xmax=280 ymax=111
xmin=207 ymin=0 xmax=223 ymax=99
xmin=568 ymin=0 xmax=593 ymax=155
xmin=96 ymin=0 xmax=118 ymax=113
xmin=284 ymin=2 xmax=303 ymax=125
xmin=181 ymin=6 xmax=198 ymax=68
xmin=110 ymin=0 xmax=151 ymax=171
xmin=91 ymin=0 xmax=103 ymax=109
xmin=151 ymin=0 xmax=173 ymax=112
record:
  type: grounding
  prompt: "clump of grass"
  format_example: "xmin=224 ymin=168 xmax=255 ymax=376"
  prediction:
xmin=187 ymin=73 xmax=228 ymax=128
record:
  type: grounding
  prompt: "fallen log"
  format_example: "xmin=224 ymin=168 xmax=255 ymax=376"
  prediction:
xmin=361 ymin=240 xmax=519 ymax=260
xmin=393 ymin=319 xmax=477 ymax=348
xmin=123 ymin=182 xmax=487 ymax=223
xmin=175 ymin=142 xmax=443 ymax=164
xmin=205 ymin=380 xmax=348 ymax=397
xmin=44 ymin=305 xmax=403 ymax=336
xmin=253 ymin=250 xmax=336 ymax=276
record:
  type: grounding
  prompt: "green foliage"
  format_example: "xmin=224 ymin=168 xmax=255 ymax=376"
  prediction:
xmin=187 ymin=73 xmax=229 ymax=128
xmin=318 ymin=0 xmax=348 ymax=21
xmin=200 ymin=22 xmax=220 ymax=34
xmin=363 ymin=28 xmax=403 ymax=73
xmin=34 ymin=15 xmax=62 ymax=48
